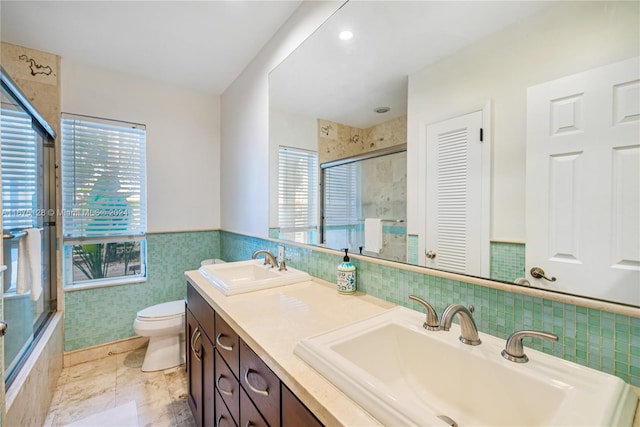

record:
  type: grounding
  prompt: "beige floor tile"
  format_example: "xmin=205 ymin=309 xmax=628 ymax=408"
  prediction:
xmin=45 ymin=344 xmax=195 ymax=427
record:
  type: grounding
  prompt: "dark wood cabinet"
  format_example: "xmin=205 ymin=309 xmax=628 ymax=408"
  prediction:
xmin=187 ymin=282 xmax=324 ymax=427
xmin=282 ymin=383 xmax=323 ymax=427
xmin=187 ymin=285 xmax=216 ymax=427
xmin=215 ymin=349 xmax=240 ymax=424
xmin=186 ymin=308 xmax=203 ymax=427
xmin=240 ymin=387 xmax=269 ymax=427
xmin=240 ymin=339 xmax=280 ymax=427
xmin=215 ymin=312 xmax=240 ymax=377
xmin=215 ymin=388 xmax=236 ymax=427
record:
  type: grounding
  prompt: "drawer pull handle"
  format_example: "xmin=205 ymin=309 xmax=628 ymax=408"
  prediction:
xmin=245 ymin=422 xmax=253 ymax=427
xmin=216 ymin=375 xmax=234 ymax=396
xmin=244 ymin=368 xmax=269 ymax=397
xmin=216 ymin=333 xmax=234 ymax=352
xmin=191 ymin=328 xmax=202 ymax=362
xmin=216 ymin=415 xmax=227 ymax=427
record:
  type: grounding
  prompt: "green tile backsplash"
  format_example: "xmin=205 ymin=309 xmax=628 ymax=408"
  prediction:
xmin=63 ymin=229 xmax=639 ymax=388
xmin=490 ymin=241 xmax=526 ymax=282
xmin=220 ymin=231 xmax=640 ymax=387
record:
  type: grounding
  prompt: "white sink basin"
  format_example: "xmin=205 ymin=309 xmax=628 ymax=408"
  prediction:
xmin=295 ymin=306 xmax=638 ymax=426
xmin=198 ymin=259 xmax=310 ymax=295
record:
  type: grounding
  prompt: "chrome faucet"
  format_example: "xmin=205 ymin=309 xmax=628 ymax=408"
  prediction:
xmin=251 ymin=250 xmax=278 ymax=268
xmin=409 ymin=295 xmax=439 ymax=331
xmin=439 ymin=304 xmax=481 ymax=345
xmin=501 ymin=330 xmax=558 ymax=363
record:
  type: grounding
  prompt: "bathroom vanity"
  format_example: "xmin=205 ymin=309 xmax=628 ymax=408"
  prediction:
xmin=185 ymin=270 xmax=394 ymax=426
xmin=185 ymin=269 xmax=640 ymax=426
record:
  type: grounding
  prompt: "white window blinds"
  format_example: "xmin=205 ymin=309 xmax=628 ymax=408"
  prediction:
xmin=61 ymin=114 xmax=146 ymax=240
xmin=278 ymin=146 xmax=318 ymax=232
xmin=323 ymin=162 xmax=359 ymax=226
xmin=0 ymin=108 xmax=38 ymax=230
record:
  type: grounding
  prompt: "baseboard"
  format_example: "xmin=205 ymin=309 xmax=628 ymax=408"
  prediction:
xmin=63 ymin=336 xmax=149 ymax=367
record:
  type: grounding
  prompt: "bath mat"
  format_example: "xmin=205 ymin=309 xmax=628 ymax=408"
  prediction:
xmin=63 ymin=401 xmax=138 ymax=427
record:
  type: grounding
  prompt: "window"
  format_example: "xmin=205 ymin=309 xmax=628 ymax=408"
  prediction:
xmin=322 ymin=162 xmax=360 ymax=250
xmin=278 ymin=146 xmax=318 ymax=243
xmin=61 ymin=113 xmax=147 ymax=286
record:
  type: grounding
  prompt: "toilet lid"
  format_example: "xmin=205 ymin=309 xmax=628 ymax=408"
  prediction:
xmin=137 ymin=300 xmax=184 ymax=320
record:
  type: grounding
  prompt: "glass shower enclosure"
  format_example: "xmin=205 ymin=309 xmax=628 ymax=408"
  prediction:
xmin=0 ymin=68 xmax=56 ymax=387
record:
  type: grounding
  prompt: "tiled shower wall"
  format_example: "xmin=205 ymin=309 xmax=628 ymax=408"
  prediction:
xmin=64 ymin=230 xmax=639 ymax=387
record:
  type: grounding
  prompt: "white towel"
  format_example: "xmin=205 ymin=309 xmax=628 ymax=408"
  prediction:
xmin=364 ymin=218 xmax=382 ymax=253
xmin=16 ymin=228 xmax=42 ymax=301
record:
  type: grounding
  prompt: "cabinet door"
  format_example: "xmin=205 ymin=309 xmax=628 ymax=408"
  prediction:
xmin=202 ymin=334 xmax=215 ymax=427
xmin=215 ymin=312 xmax=240 ymax=378
xmin=240 ymin=340 xmax=280 ymax=427
xmin=188 ymin=283 xmax=215 ymax=340
xmin=215 ymin=349 xmax=240 ymax=424
xmin=240 ymin=387 xmax=268 ymax=427
xmin=187 ymin=308 xmax=203 ymax=427
xmin=282 ymin=384 xmax=323 ymax=427
xmin=215 ymin=389 xmax=237 ymax=427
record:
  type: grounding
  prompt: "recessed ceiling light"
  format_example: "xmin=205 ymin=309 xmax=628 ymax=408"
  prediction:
xmin=374 ymin=106 xmax=391 ymax=114
xmin=339 ymin=30 xmax=354 ymax=41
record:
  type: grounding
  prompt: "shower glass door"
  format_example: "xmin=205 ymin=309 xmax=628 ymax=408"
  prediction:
xmin=1 ymin=72 xmax=56 ymax=387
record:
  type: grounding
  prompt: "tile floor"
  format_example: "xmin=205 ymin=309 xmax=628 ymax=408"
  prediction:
xmin=44 ymin=345 xmax=196 ymax=427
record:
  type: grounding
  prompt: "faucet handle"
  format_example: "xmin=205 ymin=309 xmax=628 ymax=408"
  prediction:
xmin=409 ymin=295 xmax=440 ymax=331
xmin=501 ymin=330 xmax=558 ymax=363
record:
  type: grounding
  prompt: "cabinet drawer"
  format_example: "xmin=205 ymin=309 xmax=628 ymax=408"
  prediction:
xmin=215 ymin=350 xmax=240 ymax=424
xmin=187 ymin=283 xmax=215 ymax=341
xmin=215 ymin=312 xmax=240 ymax=378
xmin=215 ymin=388 xmax=238 ymax=427
xmin=282 ymin=383 xmax=324 ymax=427
xmin=240 ymin=387 xmax=268 ymax=427
xmin=240 ymin=339 xmax=280 ymax=427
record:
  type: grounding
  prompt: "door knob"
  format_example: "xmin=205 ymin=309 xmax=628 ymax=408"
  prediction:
xmin=426 ymin=250 xmax=437 ymax=259
xmin=530 ymin=267 xmax=557 ymax=282
xmin=0 ymin=321 xmax=7 ymax=337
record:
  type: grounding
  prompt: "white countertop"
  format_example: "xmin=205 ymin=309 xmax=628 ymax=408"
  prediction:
xmin=186 ymin=270 xmax=640 ymax=427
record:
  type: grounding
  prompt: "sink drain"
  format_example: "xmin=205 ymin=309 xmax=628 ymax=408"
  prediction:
xmin=437 ymin=414 xmax=458 ymax=427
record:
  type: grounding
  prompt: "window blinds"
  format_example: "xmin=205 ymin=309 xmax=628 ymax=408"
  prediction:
xmin=278 ymin=146 xmax=318 ymax=231
xmin=323 ymin=163 xmax=359 ymax=226
xmin=0 ymin=108 xmax=38 ymax=230
xmin=61 ymin=114 xmax=146 ymax=241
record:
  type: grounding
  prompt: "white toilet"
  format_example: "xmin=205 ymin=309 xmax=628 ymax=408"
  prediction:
xmin=133 ymin=300 xmax=185 ymax=372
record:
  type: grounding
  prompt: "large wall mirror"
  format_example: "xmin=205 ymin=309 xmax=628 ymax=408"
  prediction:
xmin=269 ymin=1 xmax=640 ymax=306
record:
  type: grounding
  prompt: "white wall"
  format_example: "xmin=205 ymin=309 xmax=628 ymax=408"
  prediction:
xmin=220 ymin=1 xmax=342 ymax=237
xmin=61 ymin=60 xmax=220 ymax=233
xmin=407 ymin=1 xmax=639 ymax=243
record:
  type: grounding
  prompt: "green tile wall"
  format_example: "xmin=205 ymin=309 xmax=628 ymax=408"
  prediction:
xmin=490 ymin=241 xmax=526 ymax=282
xmin=63 ymin=229 xmax=639 ymax=388
xmin=220 ymin=231 xmax=640 ymax=387
xmin=64 ymin=230 xmax=219 ymax=351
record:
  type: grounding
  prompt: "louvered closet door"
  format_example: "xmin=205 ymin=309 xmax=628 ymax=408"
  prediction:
xmin=425 ymin=110 xmax=484 ymax=275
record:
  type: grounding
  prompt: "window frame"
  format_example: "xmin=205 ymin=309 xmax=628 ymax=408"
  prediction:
xmin=60 ymin=113 xmax=148 ymax=288
xmin=277 ymin=145 xmax=318 ymax=243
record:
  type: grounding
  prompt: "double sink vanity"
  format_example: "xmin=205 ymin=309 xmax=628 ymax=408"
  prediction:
xmin=185 ymin=253 xmax=639 ymax=426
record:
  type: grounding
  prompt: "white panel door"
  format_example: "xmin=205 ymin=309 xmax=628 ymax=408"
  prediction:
xmin=425 ymin=110 xmax=488 ymax=276
xmin=526 ymin=57 xmax=640 ymax=305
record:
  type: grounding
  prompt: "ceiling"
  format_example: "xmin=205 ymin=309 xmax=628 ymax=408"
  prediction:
xmin=270 ymin=1 xmax=548 ymax=128
xmin=0 ymin=0 xmax=303 ymax=94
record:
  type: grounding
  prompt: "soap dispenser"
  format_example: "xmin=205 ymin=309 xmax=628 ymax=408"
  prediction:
xmin=337 ymin=248 xmax=356 ymax=294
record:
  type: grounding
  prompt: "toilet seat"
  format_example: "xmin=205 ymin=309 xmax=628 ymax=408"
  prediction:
xmin=137 ymin=300 xmax=184 ymax=321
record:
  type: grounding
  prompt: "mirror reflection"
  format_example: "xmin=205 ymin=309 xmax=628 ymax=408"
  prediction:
xmin=322 ymin=146 xmax=407 ymax=262
xmin=269 ymin=1 xmax=640 ymax=306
